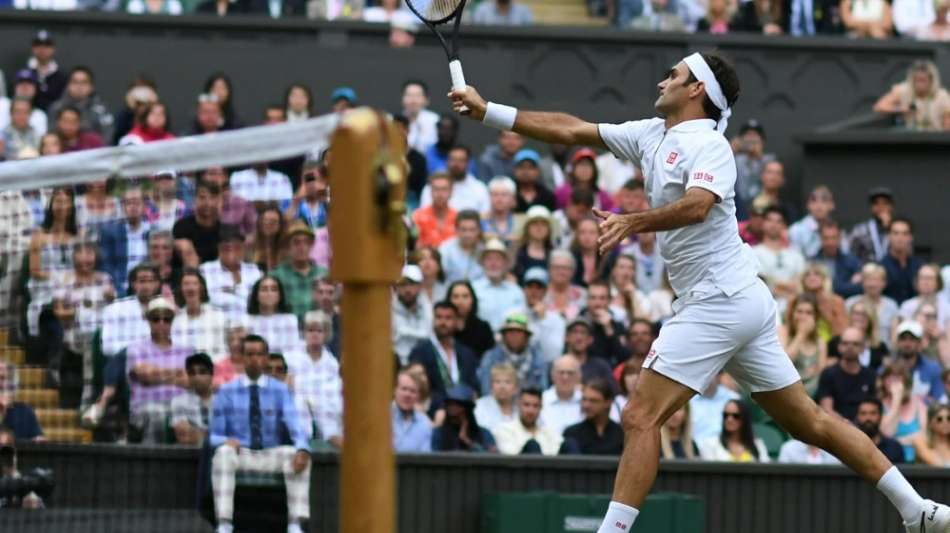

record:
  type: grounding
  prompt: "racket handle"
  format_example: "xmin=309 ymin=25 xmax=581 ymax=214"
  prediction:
xmin=449 ymin=59 xmax=469 ymax=114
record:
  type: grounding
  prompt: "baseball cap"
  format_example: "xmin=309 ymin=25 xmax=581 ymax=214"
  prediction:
xmin=330 ymin=87 xmax=358 ymax=105
xmin=399 ymin=264 xmax=423 ymax=284
xmin=286 ymin=220 xmax=315 ymax=241
xmin=524 ymin=205 xmax=552 ymax=225
xmin=513 ymin=148 xmax=540 ymax=166
xmin=566 ymin=317 xmax=594 ymax=333
xmin=739 ymin=119 xmax=765 ymax=139
xmin=480 ymin=238 xmax=508 ymax=261
xmin=523 ymin=267 xmax=549 ymax=286
xmin=14 ymin=69 xmax=37 ymax=85
xmin=32 ymin=30 xmax=53 ymax=46
xmin=896 ymin=320 xmax=923 ymax=339
xmin=570 ymin=147 xmax=597 ymax=165
xmin=499 ymin=311 xmax=532 ymax=334
xmin=146 ymin=297 xmax=176 ymax=316
xmin=867 ymin=186 xmax=894 ymax=203
xmin=153 ymin=169 xmax=176 ymax=180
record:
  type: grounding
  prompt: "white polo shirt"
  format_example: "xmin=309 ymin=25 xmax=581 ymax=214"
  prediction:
xmin=598 ymin=118 xmax=758 ymax=298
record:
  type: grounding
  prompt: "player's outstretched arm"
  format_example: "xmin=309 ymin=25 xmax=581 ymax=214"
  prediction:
xmin=593 ymin=188 xmax=717 ymax=255
xmin=449 ymin=86 xmax=606 ymax=149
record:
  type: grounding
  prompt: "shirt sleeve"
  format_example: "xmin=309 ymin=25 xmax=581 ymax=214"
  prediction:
xmin=281 ymin=385 xmax=311 ymax=451
xmin=209 ymin=388 xmax=229 ymax=447
xmin=684 ymin=140 xmax=736 ymax=202
xmin=597 ymin=119 xmax=655 ymax=165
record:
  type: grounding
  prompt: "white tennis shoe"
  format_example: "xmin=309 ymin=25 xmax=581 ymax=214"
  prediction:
xmin=906 ymin=500 xmax=950 ymax=532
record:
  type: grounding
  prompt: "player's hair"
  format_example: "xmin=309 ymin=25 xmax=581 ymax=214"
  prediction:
xmin=686 ymin=52 xmax=740 ymax=124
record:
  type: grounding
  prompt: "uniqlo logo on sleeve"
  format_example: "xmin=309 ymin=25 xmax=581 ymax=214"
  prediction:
xmin=615 ymin=522 xmax=629 ymax=530
xmin=666 ymin=151 xmax=678 ymax=164
xmin=692 ymin=171 xmax=714 ymax=182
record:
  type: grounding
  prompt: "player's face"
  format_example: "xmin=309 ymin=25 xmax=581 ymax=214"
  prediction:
xmin=655 ymin=62 xmax=694 ymax=115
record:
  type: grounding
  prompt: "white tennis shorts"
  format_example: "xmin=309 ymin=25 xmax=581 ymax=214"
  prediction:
xmin=643 ymin=278 xmax=801 ymax=394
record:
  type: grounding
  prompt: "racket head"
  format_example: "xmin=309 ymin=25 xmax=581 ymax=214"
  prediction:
xmin=404 ymin=0 xmax=465 ymax=25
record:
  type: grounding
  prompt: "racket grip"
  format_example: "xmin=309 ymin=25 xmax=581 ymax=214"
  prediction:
xmin=449 ymin=59 xmax=469 ymax=114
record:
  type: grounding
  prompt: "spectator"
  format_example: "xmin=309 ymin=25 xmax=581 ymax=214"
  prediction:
xmin=512 ymin=206 xmax=554 ymax=283
xmin=195 ymin=169 xmax=254 ymax=242
xmin=841 ymin=0 xmax=893 ymax=36
xmin=580 ymin=281 xmax=629 ymax=365
xmin=751 ymin=161 xmax=796 ymax=223
xmin=800 ymin=262 xmax=848 ymax=340
xmin=519 ymin=267 xmax=567 ymax=365
xmin=541 ymin=355 xmax=584 ymax=434
xmin=0 ymin=364 xmax=43 ymax=441
xmin=816 ymin=327 xmax=877 ymax=421
xmin=409 ymin=301 xmax=480 ymax=417
xmin=439 ymin=210 xmax=484 ymax=283
xmin=571 ymin=218 xmax=612 ymax=288
xmin=39 ymin=133 xmax=60 ymax=155
xmin=28 ymin=188 xmax=78 ymax=284
xmin=390 ymin=114 xmax=429 ymax=205
xmin=629 ymin=0 xmax=688 ymax=30
xmin=815 ymin=220 xmax=863 ymax=299
xmin=247 ymin=275 xmax=301 ymax=356
xmin=446 ymin=280 xmax=496 ymax=358
xmin=545 ymin=249 xmax=587 ymax=321
xmin=173 ymin=180 xmax=223 ymax=268
xmin=912 ymin=404 xmax=950 ymax=466
xmin=478 ymin=312 xmax=547 ymax=394
xmin=171 ymin=268 xmax=229 ymax=362
xmin=689 ymin=374 xmax=741 ymax=442
xmin=474 ymin=362 xmax=519 ymax=432
xmin=284 ymin=84 xmax=313 ymax=122
xmin=74 ymin=180 xmax=120 ymax=234
xmin=890 ymin=0 xmax=934 ymax=35
xmin=563 ymin=318 xmax=617 ymax=383
xmin=849 ymin=187 xmax=894 ymax=264
xmin=209 ymin=334 xmax=310 ymax=533
xmin=392 ymin=265 xmax=431 ymax=366
xmin=2 ymin=98 xmax=40 ymax=159
xmin=392 ymin=368 xmax=432 ymax=453
xmin=213 ymin=321 xmax=248 ymax=389
xmin=432 ymin=384 xmax=496 ymax=452
xmin=126 ymin=297 xmax=191 ymax=443
xmin=732 ymin=119 xmax=775 ymax=202
xmin=421 ymin=146 xmax=489 ymax=213
xmin=289 ymin=311 xmax=343 ymax=447
xmin=828 ymin=300 xmax=889 ymax=370
xmin=494 ymin=388 xmax=563 ymax=455
xmin=310 ymin=278 xmax=341 ymax=357
xmin=554 ymin=188 xmax=596 ymax=249
xmin=881 ymin=217 xmax=923 ymax=305
xmin=413 ymin=172 xmax=458 ymax=249
xmin=789 ymin=185 xmax=835 ymax=258
xmin=785 ymin=0 xmax=842 ymax=35
xmin=98 ymin=187 xmax=150 ymax=297
xmin=753 ymin=206 xmax=806 ymax=309
xmin=778 ymin=439 xmax=840 ymax=464
xmin=202 ymin=73 xmax=241 ymax=129
xmin=846 ymin=262 xmax=900 ymax=346
xmin=5 ymin=70 xmax=48 ymax=135
xmin=609 ymin=357 xmax=642 ymax=423
xmin=271 ymin=221 xmax=324 ymax=322
xmin=481 ymin=176 xmax=518 ymax=246
xmin=472 ymin=238 xmax=525 ymax=330
xmin=111 ymin=78 xmax=158 ymax=145
xmin=660 ymin=404 xmax=698 ymax=459
xmin=401 ymin=80 xmax=438 ymax=153
xmin=229 ymin=163 xmax=294 ymax=211
xmin=880 ymin=363 xmax=928 ymax=462
xmin=562 ymin=378 xmax=623 ymax=455
xmin=916 ymin=0 xmax=950 ymax=39
xmin=699 ymin=400 xmax=770 ymax=462
xmin=647 ymin=275 xmax=675 ymax=324
xmin=893 ymin=320 xmax=945 ymax=403
xmin=731 ymin=0 xmax=786 ymax=32
xmin=856 ymin=398 xmax=905 ymax=464
xmin=26 ymin=31 xmax=67 ymax=112
xmin=188 ymin=94 xmax=225 ymax=136
xmin=625 ymin=319 xmax=656 ymax=365
xmin=199 ymin=225 xmax=262 ymax=320
xmin=621 ymin=231 xmax=665 ymax=295
xmin=118 ymin=101 xmax=174 ymax=146
xmin=406 ymin=362 xmax=442 ymax=425
xmin=512 ymin=148 xmax=556 ymax=213
xmin=779 ymin=293 xmax=827 ymax=396
xmin=472 ymin=0 xmax=534 ymax=24
xmin=478 ymin=131 xmax=524 ymax=183
xmin=913 ymin=302 xmax=947 ymax=364
xmin=411 ymin=246 xmax=448 ymax=312
xmin=100 ymin=263 xmax=161 ymax=357
xmin=606 ymin=254 xmax=652 ymax=324
xmin=425 ymin=114 xmax=475 ymax=176
xmin=874 ymin=60 xmax=950 ymax=130
xmin=900 ymin=263 xmax=950 ymax=325
xmin=738 ymin=203 xmax=766 ymax=246
xmin=48 ymin=67 xmax=113 ymax=143
xmin=43 ymin=240 xmax=115 ymax=337
xmin=555 ymin=148 xmax=615 ymax=211
xmin=284 ymin=161 xmax=328 ymax=231
xmin=252 ymin=206 xmax=287 ymax=273
xmin=170 ymin=352 xmax=214 ymax=445
xmin=55 ymin=106 xmax=104 ymax=153
xmin=148 ymin=171 xmax=188 ymax=232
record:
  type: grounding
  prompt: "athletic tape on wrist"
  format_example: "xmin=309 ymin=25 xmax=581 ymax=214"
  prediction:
xmin=483 ymin=102 xmax=518 ymax=131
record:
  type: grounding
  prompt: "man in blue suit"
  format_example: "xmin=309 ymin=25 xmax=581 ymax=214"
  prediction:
xmin=409 ymin=301 xmax=479 ymax=419
xmin=210 ymin=334 xmax=311 ymax=533
xmin=98 ymin=186 xmax=150 ymax=296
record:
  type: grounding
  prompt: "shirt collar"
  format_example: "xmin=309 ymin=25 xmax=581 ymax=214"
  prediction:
xmin=241 ymin=374 xmax=269 ymax=388
xmin=668 ymin=118 xmax=717 ymax=133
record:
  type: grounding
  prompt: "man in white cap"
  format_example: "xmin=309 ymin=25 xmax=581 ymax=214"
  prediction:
xmin=472 ymin=238 xmax=525 ymax=331
xmin=894 ymin=320 xmax=945 ymax=404
xmin=391 ymin=264 xmax=432 ymax=366
xmin=450 ymin=53 xmax=950 ymax=532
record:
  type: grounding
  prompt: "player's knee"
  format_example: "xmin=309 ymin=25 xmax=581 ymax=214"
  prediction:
xmin=620 ymin=401 xmax=660 ymax=434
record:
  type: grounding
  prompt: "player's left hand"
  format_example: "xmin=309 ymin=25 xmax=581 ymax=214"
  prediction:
xmin=593 ymin=208 xmax=634 ymax=255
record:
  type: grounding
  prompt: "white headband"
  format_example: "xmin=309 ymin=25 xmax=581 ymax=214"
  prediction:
xmin=683 ymin=53 xmax=731 ymax=134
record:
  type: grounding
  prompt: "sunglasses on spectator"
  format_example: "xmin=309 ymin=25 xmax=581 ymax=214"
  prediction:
xmin=723 ymin=412 xmax=742 ymax=420
xmin=148 ymin=315 xmax=174 ymax=323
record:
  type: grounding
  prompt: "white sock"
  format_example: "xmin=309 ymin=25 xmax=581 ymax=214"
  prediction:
xmin=597 ymin=501 xmax=639 ymax=533
xmin=877 ymin=466 xmax=925 ymax=524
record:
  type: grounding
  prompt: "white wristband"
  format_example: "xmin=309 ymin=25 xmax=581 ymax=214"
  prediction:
xmin=482 ymin=102 xmax=518 ymax=131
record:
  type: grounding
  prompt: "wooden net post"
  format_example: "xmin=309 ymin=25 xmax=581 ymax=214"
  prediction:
xmin=328 ymin=108 xmax=407 ymax=533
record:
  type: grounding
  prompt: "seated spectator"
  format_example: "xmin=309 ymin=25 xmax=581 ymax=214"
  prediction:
xmin=841 ymin=0 xmax=893 ymax=36
xmin=447 ymin=280 xmax=495 ymax=359
xmin=478 ymin=312 xmax=547 ymax=395
xmin=481 ymin=176 xmax=518 ymax=246
xmin=474 ymin=362 xmax=519 ymax=432
xmin=200 ymin=224 xmax=262 ymax=319
xmin=625 ymin=319 xmax=657 ymax=368
xmin=732 ymin=119 xmax=775 ymax=203
xmin=881 ymin=217 xmax=923 ymax=305
xmin=409 ymin=301 xmax=480 ymax=418
xmin=431 ymin=384 xmax=496 ymax=452
xmin=54 ymin=106 xmax=104 ymax=153
xmin=2 ymin=98 xmax=40 ymax=159
xmin=472 ymin=239 xmax=525 ymax=331
xmin=171 ymin=268 xmax=229 ymax=362
xmin=737 ymin=203 xmax=765 ymax=246
xmin=696 ymin=0 xmax=733 ymax=32
xmin=856 ymin=398 xmax=905 ymax=464
xmin=874 ymin=60 xmax=950 ymax=130
xmin=149 ymin=171 xmax=188 ymax=232
xmin=545 ymin=249 xmax=587 ymax=321
xmin=828 ymin=300 xmax=889 ymax=370
xmin=0 ymin=364 xmax=43 ymax=442
xmin=494 ymin=388 xmax=562 ymax=455
xmin=513 ymin=205 xmax=555 ymax=283
xmin=48 ymin=66 xmax=113 ymax=143
xmin=400 ymin=80 xmax=438 ymax=154
xmin=126 ymin=297 xmax=191 ymax=444
xmin=28 ymin=188 xmax=79 ymax=284
xmin=893 ymin=321 xmax=944 ymax=403
xmin=751 ymin=161 xmax=797 ymax=223
xmin=438 ymin=210 xmax=484 ymax=283
xmin=247 ymin=275 xmax=301 ymax=355
xmin=900 ymin=263 xmax=950 ymax=326
xmin=732 ymin=0 xmax=786 ymax=32
xmin=36 ymin=292 xmax=85 ymax=402
xmin=74 ymin=180 xmax=120 ymax=234
xmin=916 ymin=0 xmax=950 ymax=40
xmin=0 ymin=69 xmax=48 ymax=135
xmin=421 ymin=146 xmax=489 ymax=214
xmin=846 ymin=263 xmax=900 ymax=345
xmin=170 ymin=352 xmax=214 ymax=446
xmin=571 ymin=218 xmax=614 ymax=288
xmin=392 ymin=368 xmax=432 ymax=453
xmin=647 ymin=275 xmax=675 ymax=323
xmin=554 ymin=148 xmax=614 ymax=211
xmin=100 ymin=263 xmax=162 ymax=357
xmin=563 ymin=318 xmax=616 ymax=385
xmin=610 ymin=357 xmax=642 ymax=423
xmin=392 ymin=265 xmax=432 ymax=366
xmin=799 ymin=263 xmax=847 ymax=341
xmin=472 ymin=0 xmax=534 ymax=24
xmin=814 ymin=220 xmax=863 ymax=299
xmin=210 ymin=334 xmax=310 ymax=533
xmin=289 ymin=311 xmax=342 ymax=447
xmin=411 ymin=246 xmax=448 ymax=312
xmin=37 ymin=239 xmax=114 ymax=337
xmin=789 ymin=185 xmax=835 ymax=258
xmin=214 ymin=321 xmax=248 ymax=389
xmin=554 ymin=188 xmax=595 ymax=249
xmin=512 ymin=149 xmax=556 ymax=214
xmin=118 ymin=101 xmax=174 ymax=145
xmin=200 ymin=167 xmax=257 ymax=241
xmin=578 ymin=281 xmax=628 ymax=365
xmin=519 ymin=267 xmax=566 ymax=365
xmin=660 ymin=404 xmax=698 ymax=460
xmin=699 ymin=400 xmax=770 ymax=462
xmin=779 ymin=294 xmax=828 ymax=396
xmin=252 ymin=206 xmax=287 ymax=273
xmin=913 ymin=404 xmax=950 ymax=466
xmin=424 ymin=114 xmax=466 ymax=175
xmin=562 ymin=378 xmax=623 ymax=455
xmin=187 ymin=94 xmax=225 ymax=137
xmin=915 ymin=302 xmax=948 ymax=364
xmin=778 ymin=439 xmax=840 ymax=464
xmin=621 ymin=231 xmax=665 ymax=295
xmin=689 ymin=374 xmax=740 ymax=442
xmin=630 ymin=0 xmax=688 ymax=30
xmin=271 ymin=221 xmax=324 ymax=323
xmin=98 ymin=187 xmax=150 ymax=297
xmin=126 ymin=0 xmax=184 ymax=14
xmin=606 ymin=254 xmax=652 ymax=325
xmin=753 ymin=206 xmax=806 ymax=310
xmin=406 ymin=362 xmax=442 ymax=426
xmin=310 ymin=278 xmax=341 ymax=357
xmin=541 ymin=355 xmax=584 ymax=434
xmin=816 ymin=327 xmax=877 ymax=421
xmin=892 ymin=0 xmax=936 ymax=36
xmin=173 ymin=180 xmax=223 ymax=268
xmin=229 ymin=163 xmax=293 ymax=211
xmin=849 ymin=187 xmax=894 ymax=264
xmin=110 ymin=78 xmax=157 ymax=145
xmin=413 ymin=172 xmax=458 ymax=249
xmin=880 ymin=363 xmax=928 ymax=462
xmin=284 ymin=160 xmax=328 ymax=231
xmin=203 ymin=74 xmax=242 ymax=130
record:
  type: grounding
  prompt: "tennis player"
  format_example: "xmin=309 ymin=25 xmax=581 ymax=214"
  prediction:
xmin=449 ymin=52 xmax=950 ymax=533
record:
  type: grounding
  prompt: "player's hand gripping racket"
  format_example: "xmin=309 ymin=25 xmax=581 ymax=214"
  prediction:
xmin=404 ymin=0 xmax=470 ymax=113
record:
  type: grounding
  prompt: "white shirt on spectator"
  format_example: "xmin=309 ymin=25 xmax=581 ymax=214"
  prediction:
xmin=392 ymin=295 xmax=432 ymax=366
xmin=100 ymin=297 xmax=150 ymax=356
xmin=199 ymin=259 xmax=262 ymax=320
xmin=171 ymin=304 xmax=230 ymax=362
xmin=14 ymin=0 xmax=76 ymax=9
xmin=471 ymin=0 xmax=534 ymax=25
xmin=893 ymin=0 xmax=936 ymax=35
xmin=540 ymin=386 xmax=583 ymax=435
xmin=248 ymin=313 xmax=302 ymax=355
xmin=288 ymin=348 xmax=343 ymax=441
xmin=125 ymin=0 xmax=183 ymax=13
xmin=595 ymin=152 xmax=638 ymax=195
xmin=170 ymin=390 xmax=210 ymax=432
xmin=752 ymin=243 xmax=806 ymax=307
xmin=778 ymin=439 xmax=841 ymax=464
xmin=493 ymin=418 xmax=563 ymax=455
xmin=439 ymin=237 xmax=484 ymax=283
xmin=699 ymin=435 xmax=771 ymax=462
xmin=406 ymin=109 xmax=439 ymax=153
xmin=125 ymin=221 xmax=150 ymax=275
xmin=689 ymin=384 xmax=739 ymax=442
xmin=420 ymin=174 xmax=491 ymax=214
xmin=229 ymin=167 xmax=294 ymax=207
xmin=788 ymin=215 xmax=821 ymax=258
xmin=522 ymin=305 xmax=566 ymax=365
xmin=472 ymin=277 xmax=526 ymax=331
xmin=474 ymin=395 xmax=518 ymax=433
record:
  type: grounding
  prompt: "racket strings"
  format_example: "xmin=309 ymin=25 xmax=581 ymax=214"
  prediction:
xmin=408 ymin=0 xmax=462 ymax=21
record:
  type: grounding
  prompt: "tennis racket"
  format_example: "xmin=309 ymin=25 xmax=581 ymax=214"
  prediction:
xmin=404 ymin=0 xmax=469 ymax=112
